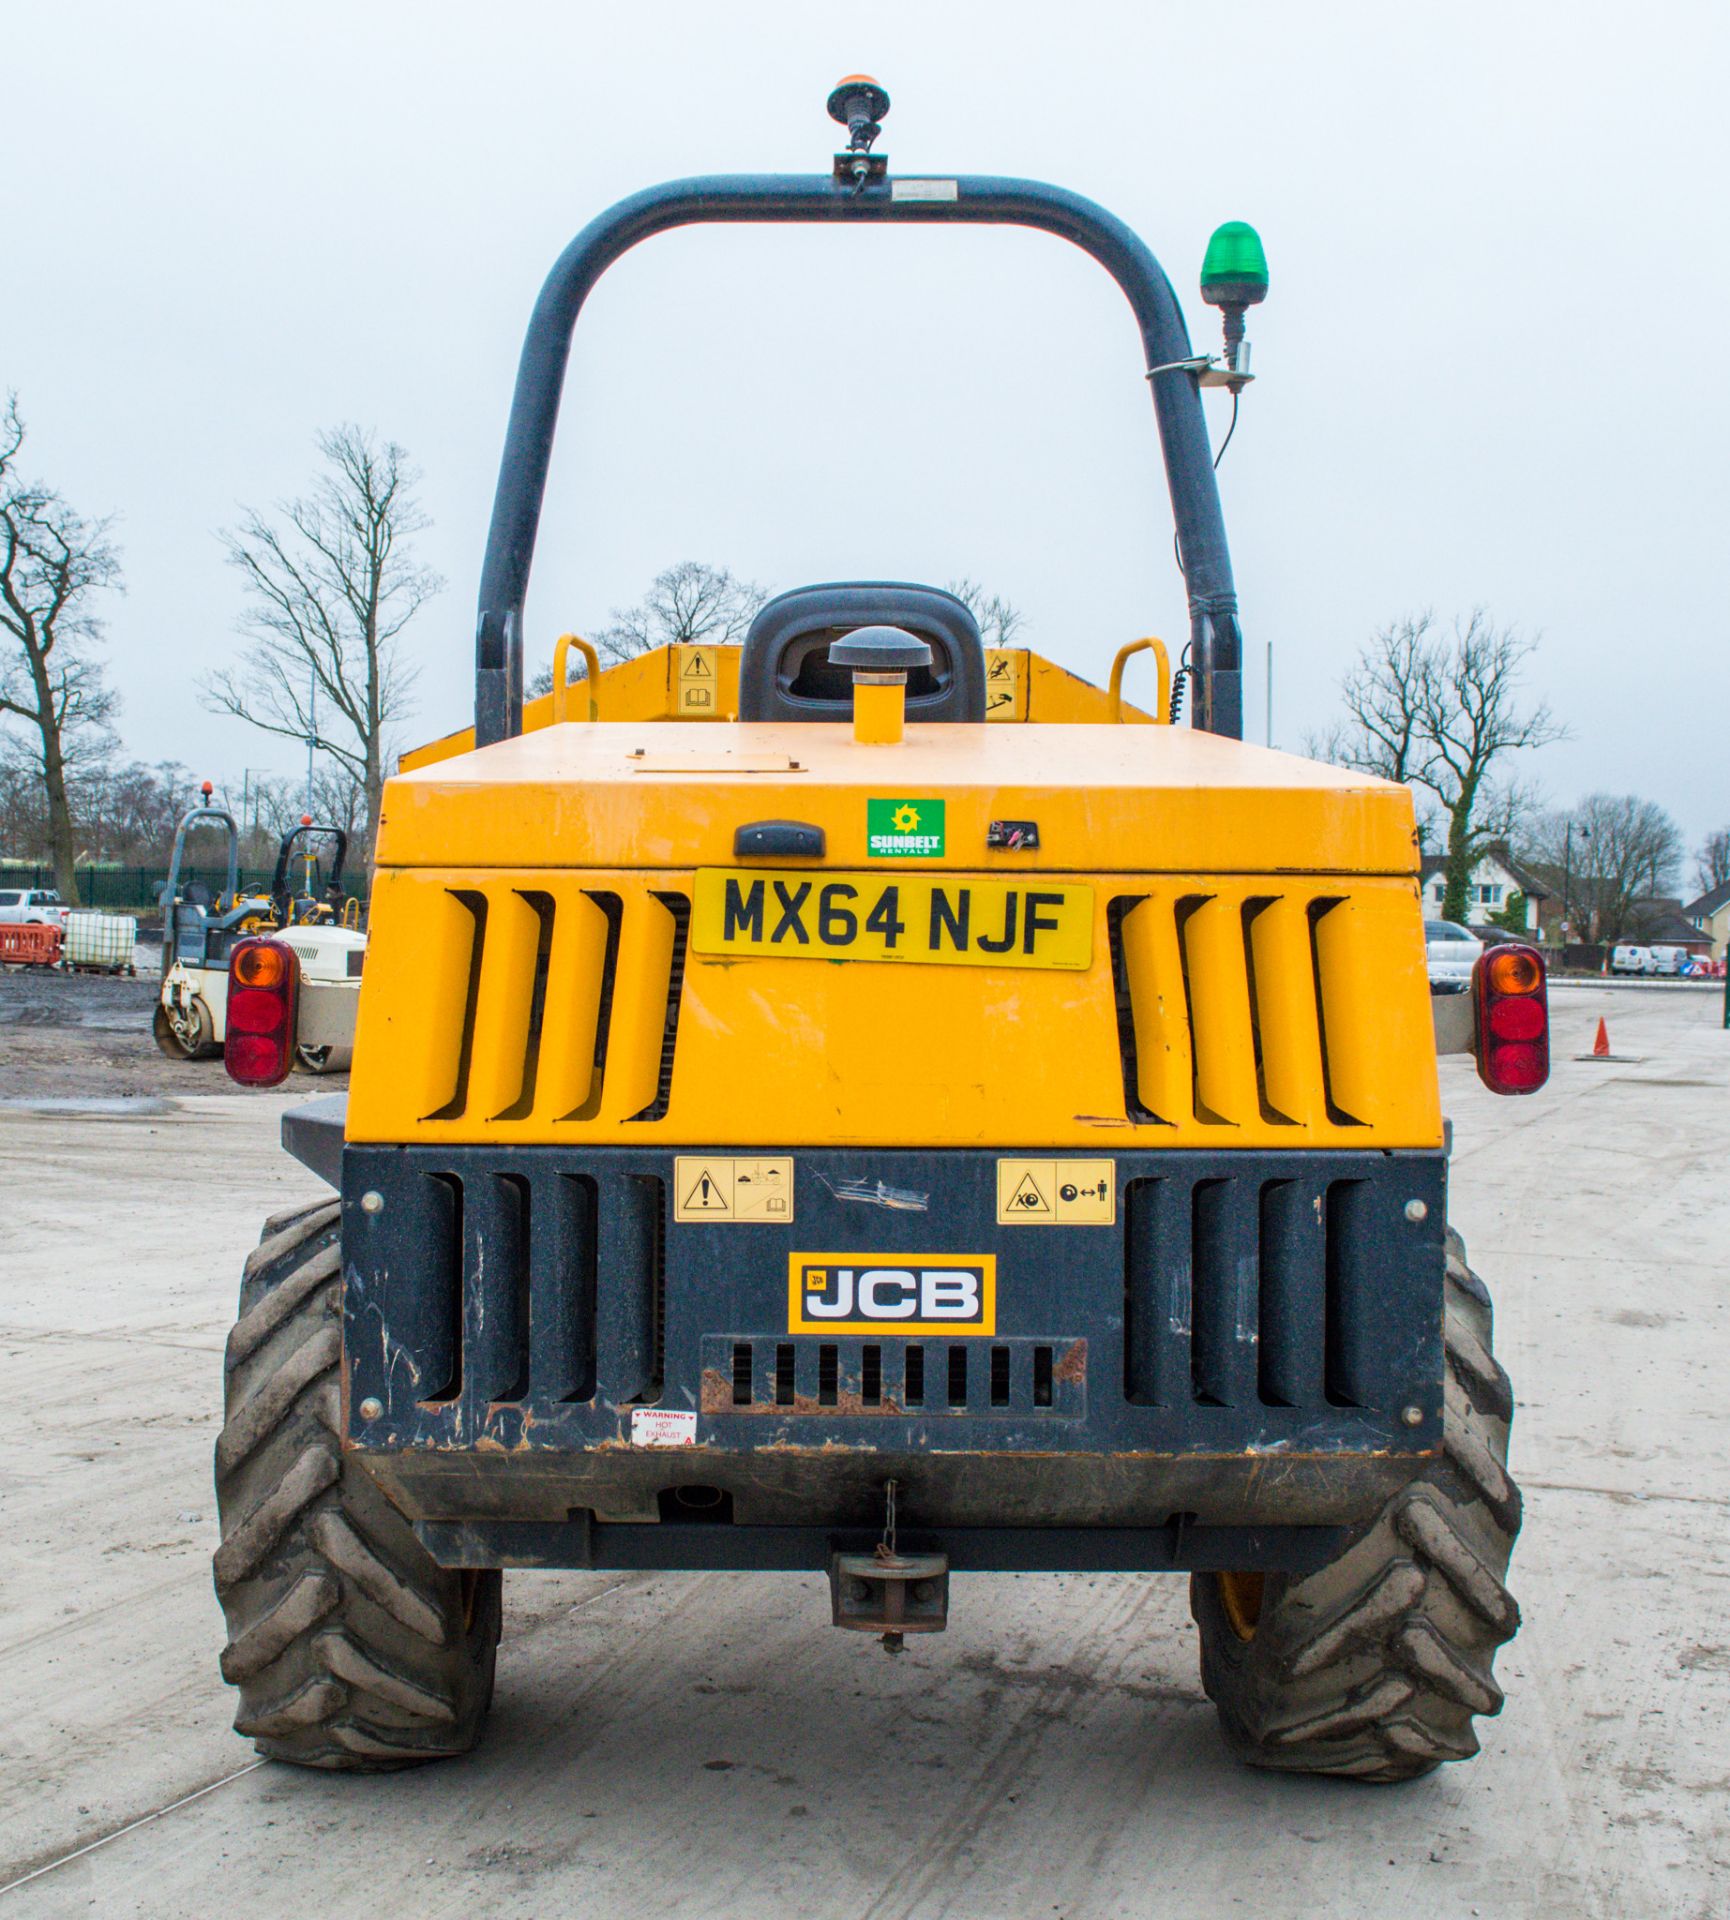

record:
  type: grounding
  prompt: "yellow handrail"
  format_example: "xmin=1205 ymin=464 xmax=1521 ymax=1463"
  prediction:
xmin=552 ymin=633 xmax=601 ymax=722
xmin=1108 ymin=636 xmax=1172 ymax=724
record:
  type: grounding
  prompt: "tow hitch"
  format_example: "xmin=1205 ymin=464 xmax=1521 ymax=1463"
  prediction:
xmin=828 ymin=1481 xmax=949 ymax=1644
xmin=829 ymin=1546 xmax=950 ymax=1639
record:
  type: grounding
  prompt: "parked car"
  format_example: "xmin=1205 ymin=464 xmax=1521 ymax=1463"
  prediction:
xmin=1425 ymin=917 xmax=1483 ymax=992
xmin=1610 ymin=943 xmax=1656 ymax=976
xmin=1648 ymin=945 xmax=1693 ymax=976
xmin=0 ymin=887 xmax=70 ymax=927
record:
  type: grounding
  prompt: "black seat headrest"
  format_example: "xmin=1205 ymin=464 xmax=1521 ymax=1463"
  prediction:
xmin=738 ymin=582 xmax=986 ymax=723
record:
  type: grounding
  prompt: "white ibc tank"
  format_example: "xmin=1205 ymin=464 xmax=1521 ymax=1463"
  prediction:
xmin=64 ymin=910 xmax=138 ymax=970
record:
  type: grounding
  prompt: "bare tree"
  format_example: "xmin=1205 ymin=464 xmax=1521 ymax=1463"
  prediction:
xmin=1315 ymin=611 xmax=1563 ymax=921
xmin=945 ymin=578 xmax=1026 ymax=648
xmin=1419 ymin=615 xmax=1564 ymax=921
xmin=77 ymin=757 xmax=192 ymax=864
xmin=203 ymin=426 xmax=440 ymax=861
xmin=592 ymin=561 xmax=768 ymax=666
xmin=1525 ymin=795 xmax=1682 ymax=944
xmin=1695 ymin=828 xmax=1730 ymax=896
xmin=1305 ymin=617 xmax=1445 ymax=851
xmin=0 ymin=396 xmax=123 ymax=899
xmin=1313 ymin=617 xmax=1431 ymax=785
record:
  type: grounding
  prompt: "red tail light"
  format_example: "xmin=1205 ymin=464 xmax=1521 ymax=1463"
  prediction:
xmin=1474 ymin=943 xmax=1548 ymax=1094
xmin=225 ymin=937 xmax=300 ymax=1087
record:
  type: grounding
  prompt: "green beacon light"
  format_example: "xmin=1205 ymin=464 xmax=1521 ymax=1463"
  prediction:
xmin=1200 ymin=221 xmax=1268 ymax=388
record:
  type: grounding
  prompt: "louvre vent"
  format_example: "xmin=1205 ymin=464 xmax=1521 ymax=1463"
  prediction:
xmin=418 ymin=883 xmax=687 ymax=1126
xmin=1123 ymin=1171 xmax=1394 ymax=1410
xmin=699 ymin=1337 xmax=1084 ymax=1417
xmin=1111 ymin=890 xmax=1373 ymax=1130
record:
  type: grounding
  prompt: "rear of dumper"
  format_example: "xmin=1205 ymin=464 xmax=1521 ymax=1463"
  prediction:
xmin=211 ymin=80 xmax=1533 ymax=1783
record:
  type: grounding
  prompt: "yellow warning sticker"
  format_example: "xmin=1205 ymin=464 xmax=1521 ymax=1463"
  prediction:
xmin=984 ymin=649 xmax=1027 ymax=722
xmin=676 ymin=645 xmax=719 ymax=715
xmin=996 ymin=1159 xmax=1116 ymax=1226
xmin=674 ymin=1155 xmax=794 ymax=1224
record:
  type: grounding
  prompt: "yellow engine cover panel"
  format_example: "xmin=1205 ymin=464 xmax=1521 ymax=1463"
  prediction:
xmin=347 ymin=866 xmax=1440 ymax=1150
xmin=376 ymin=720 xmax=1417 ymax=877
xmin=357 ymin=715 xmax=1437 ymax=1150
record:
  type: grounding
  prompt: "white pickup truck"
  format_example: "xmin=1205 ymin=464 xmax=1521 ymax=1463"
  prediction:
xmin=0 ymin=887 xmax=70 ymax=926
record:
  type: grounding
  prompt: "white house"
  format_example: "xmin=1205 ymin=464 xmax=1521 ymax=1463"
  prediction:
xmin=1685 ymin=880 xmax=1730 ymax=961
xmin=1419 ymin=848 xmax=1548 ymax=933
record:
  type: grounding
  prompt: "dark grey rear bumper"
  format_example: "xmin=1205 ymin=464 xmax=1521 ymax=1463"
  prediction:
xmin=331 ymin=1140 xmax=1448 ymax=1563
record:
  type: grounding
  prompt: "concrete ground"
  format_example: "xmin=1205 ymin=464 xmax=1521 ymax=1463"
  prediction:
xmin=0 ymin=983 xmax=1725 ymax=1918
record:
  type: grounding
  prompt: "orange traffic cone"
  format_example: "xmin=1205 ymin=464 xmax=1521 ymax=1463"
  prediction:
xmin=1593 ymin=1017 xmax=1610 ymax=1058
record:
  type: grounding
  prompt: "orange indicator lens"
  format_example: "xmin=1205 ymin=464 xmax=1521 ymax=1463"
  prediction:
xmin=1486 ymin=948 xmax=1542 ymax=996
xmin=234 ymin=943 xmax=288 ymax=989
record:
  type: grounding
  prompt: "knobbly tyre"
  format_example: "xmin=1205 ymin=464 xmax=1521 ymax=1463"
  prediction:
xmin=211 ymin=79 xmax=1544 ymax=1780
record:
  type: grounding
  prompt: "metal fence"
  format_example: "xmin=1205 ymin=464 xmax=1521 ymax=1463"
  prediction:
xmin=0 ymin=866 xmax=367 ymax=910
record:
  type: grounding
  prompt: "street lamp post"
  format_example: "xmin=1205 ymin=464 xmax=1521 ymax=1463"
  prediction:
xmin=1562 ymin=821 xmax=1591 ymax=946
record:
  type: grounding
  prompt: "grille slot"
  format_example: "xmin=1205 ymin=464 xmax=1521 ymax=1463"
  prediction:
xmin=1107 ymin=897 xmax=1161 ymax=1125
xmin=990 ymin=1345 xmax=1011 ymax=1406
xmin=418 ymin=1173 xmax=464 ymax=1403
xmin=702 ymin=1338 xmax=1083 ymax=1417
xmin=1125 ymin=1170 xmax=1394 ymax=1410
xmin=424 ymin=892 xmax=488 ymax=1120
xmin=565 ymin=892 xmax=624 ymax=1121
xmin=496 ymin=891 xmax=557 ymax=1121
xmin=625 ymin=893 xmax=690 ymax=1123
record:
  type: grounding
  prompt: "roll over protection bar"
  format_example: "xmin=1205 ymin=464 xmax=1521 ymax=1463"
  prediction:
xmin=475 ymin=172 xmax=1244 ymax=747
xmin=270 ymin=822 xmax=349 ymax=926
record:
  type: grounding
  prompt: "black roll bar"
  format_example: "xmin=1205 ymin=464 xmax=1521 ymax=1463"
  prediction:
xmin=157 ymin=802 xmax=239 ymax=984
xmin=475 ymin=171 xmax=1244 ymax=746
xmin=270 ymin=822 xmax=349 ymax=925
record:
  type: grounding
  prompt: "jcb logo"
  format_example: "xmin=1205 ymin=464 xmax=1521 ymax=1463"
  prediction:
xmin=787 ymin=1254 xmax=996 ymax=1335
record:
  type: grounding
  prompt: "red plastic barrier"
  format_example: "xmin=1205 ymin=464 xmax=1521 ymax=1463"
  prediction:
xmin=0 ymin=923 xmax=64 ymax=965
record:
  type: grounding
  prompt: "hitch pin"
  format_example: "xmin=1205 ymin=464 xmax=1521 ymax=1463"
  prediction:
xmin=878 ymin=1478 xmax=904 ymax=1653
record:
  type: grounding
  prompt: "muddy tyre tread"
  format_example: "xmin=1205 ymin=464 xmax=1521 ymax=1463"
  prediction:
xmin=213 ymin=1200 xmax=499 ymax=1769
xmin=1190 ymin=1228 xmax=1520 ymax=1782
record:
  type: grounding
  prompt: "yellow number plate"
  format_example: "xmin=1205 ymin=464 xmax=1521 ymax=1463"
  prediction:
xmin=691 ymin=869 xmax=1093 ymax=970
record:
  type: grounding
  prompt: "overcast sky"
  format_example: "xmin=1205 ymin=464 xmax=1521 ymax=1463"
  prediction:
xmin=6 ymin=0 xmax=1726 ymax=855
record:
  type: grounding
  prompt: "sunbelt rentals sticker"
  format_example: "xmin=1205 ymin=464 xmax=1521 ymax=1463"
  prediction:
xmin=868 ymin=797 xmax=945 ymax=859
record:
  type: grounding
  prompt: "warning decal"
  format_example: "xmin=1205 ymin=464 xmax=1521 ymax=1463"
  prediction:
xmin=1004 ymin=1169 xmax=1052 ymax=1216
xmin=674 ymin=1156 xmax=794 ymax=1224
xmin=996 ymin=1159 xmax=1116 ymax=1226
xmin=681 ymin=1165 xmax=731 ymax=1214
xmin=631 ymin=1407 xmax=697 ymax=1447
xmin=676 ymin=645 xmax=719 ymax=714
xmin=984 ymin=649 xmax=1027 ymax=722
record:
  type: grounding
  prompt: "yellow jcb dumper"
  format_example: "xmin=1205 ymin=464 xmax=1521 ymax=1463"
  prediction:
xmin=211 ymin=79 xmax=1545 ymax=1782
